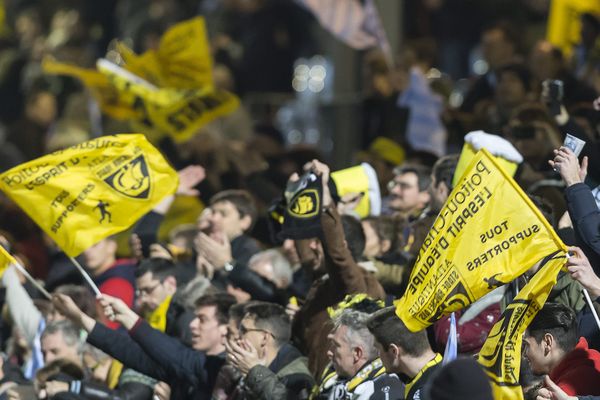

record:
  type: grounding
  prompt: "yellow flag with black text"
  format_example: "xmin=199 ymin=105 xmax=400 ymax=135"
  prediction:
xmin=395 ymin=149 xmax=567 ymax=331
xmin=97 ymin=59 xmax=239 ymax=143
xmin=0 ymin=134 xmax=178 ymax=257
xmin=477 ymin=253 xmax=566 ymax=400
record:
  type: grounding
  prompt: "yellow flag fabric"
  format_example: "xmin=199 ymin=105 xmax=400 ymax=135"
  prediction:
xmin=147 ymin=294 xmax=172 ymax=332
xmin=547 ymin=0 xmax=600 ymax=56
xmin=41 ymin=58 xmax=136 ymax=120
xmin=478 ymin=253 xmax=566 ymax=400
xmin=117 ymin=17 xmax=213 ymax=89
xmin=0 ymin=245 xmax=15 ymax=279
xmin=395 ymin=149 xmax=567 ymax=332
xmin=0 ymin=134 xmax=178 ymax=257
xmin=97 ymin=59 xmax=240 ymax=143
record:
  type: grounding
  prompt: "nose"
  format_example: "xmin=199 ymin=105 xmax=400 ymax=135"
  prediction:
xmin=189 ymin=317 xmax=199 ymax=331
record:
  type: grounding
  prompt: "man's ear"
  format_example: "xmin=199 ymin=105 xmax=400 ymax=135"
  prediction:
xmin=380 ymin=239 xmax=391 ymax=254
xmin=353 ymin=346 xmax=364 ymax=363
xmin=164 ymin=276 xmax=177 ymax=294
xmin=543 ymin=333 xmax=554 ymax=355
xmin=240 ymin=215 xmax=252 ymax=232
xmin=439 ymin=182 xmax=450 ymax=199
xmin=418 ymin=190 xmax=431 ymax=206
xmin=389 ymin=343 xmax=401 ymax=359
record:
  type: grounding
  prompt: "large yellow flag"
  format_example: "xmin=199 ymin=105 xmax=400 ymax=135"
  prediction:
xmin=116 ymin=17 xmax=213 ymax=89
xmin=97 ymin=59 xmax=239 ymax=143
xmin=395 ymin=149 xmax=567 ymax=331
xmin=478 ymin=253 xmax=566 ymax=400
xmin=0 ymin=134 xmax=178 ymax=257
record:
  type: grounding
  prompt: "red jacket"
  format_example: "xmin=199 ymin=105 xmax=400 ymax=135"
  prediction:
xmin=550 ymin=337 xmax=600 ymax=396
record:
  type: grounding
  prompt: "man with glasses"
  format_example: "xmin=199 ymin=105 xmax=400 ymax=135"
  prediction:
xmin=225 ymin=302 xmax=314 ymax=400
xmin=386 ymin=164 xmax=431 ymax=219
xmin=135 ymin=258 xmax=195 ymax=345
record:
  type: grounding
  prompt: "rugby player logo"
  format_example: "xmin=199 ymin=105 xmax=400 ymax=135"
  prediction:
xmin=104 ymin=155 xmax=151 ymax=199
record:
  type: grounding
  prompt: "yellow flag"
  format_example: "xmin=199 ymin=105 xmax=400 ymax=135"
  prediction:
xmin=395 ymin=149 xmax=567 ymax=332
xmin=0 ymin=134 xmax=178 ymax=257
xmin=0 ymin=245 xmax=15 ymax=278
xmin=478 ymin=253 xmax=566 ymax=400
xmin=547 ymin=0 xmax=600 ymax=56
xmin=97 ymin=59 xmax=239 ymax=143
xmin=42 ymin=58 xmax=136 ymax=120
xmin=117 ymin=17 xmax=213 ymax=89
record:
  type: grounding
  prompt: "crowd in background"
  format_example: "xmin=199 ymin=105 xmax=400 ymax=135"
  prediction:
xmin=0 ymin=0 xmax=599 ymax=399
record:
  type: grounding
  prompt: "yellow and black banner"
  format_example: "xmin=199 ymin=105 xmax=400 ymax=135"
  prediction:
xmin=97 ymin=59 xmax=239 ymax=143
xmin=116 ymin=16 xmax=213 ymax=89
xmin=394 ymin=149 xmax=567 ymax=332
xmin=0 ymin=134 xmax=178 ymax=257
xmin=477 ymin=253 xmax=566 ymax=400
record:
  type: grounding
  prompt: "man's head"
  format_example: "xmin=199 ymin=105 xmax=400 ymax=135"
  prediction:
xmin=41 ymin=320 xmax=83 ymax=365
xmin=327 ymin=309 xmax=378 ymax=379
xmin=496 ymin=63 xmax=530 ymax=109
xmin=528 ymin=40 xmax=564 ymax=83
xmin=366 ymin=307 xmax=432 ymax=376
xmin=524 ymin=303 xmax=579 ymax=375
xmin=249 ymin=249 xmax=293 ymax=289
xmin=189 ymin=293 xmax=236 ymax=354
xmin=83 ymin=237 xmax=117 ymax=275
xmin=209 ymin=190 xmax=257 ymax=240
xmin=362 ymin=217 xmax=395 ymax=258
xmin=48 ymin=285 xmax=97 ymax=322
xmin=134 ymin=258 xmax=178 ymax=313
xmin=239 ymin=302 xmax=291 ymax=358
xmin=429 ymin=155 xmax=459 ymax=213
xmin=481 ymin=22 xmax=519 ymax=70
xmin=387 ymin=165 xmax=431 ymax=214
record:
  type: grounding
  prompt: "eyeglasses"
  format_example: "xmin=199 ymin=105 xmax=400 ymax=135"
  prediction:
xmin=239 ymin=324 xmax=274 ymax=338
xmin=135 ymin=282 xmax=161 ymax=297
xmin=387 ymin=180 xmax=415 ymax=192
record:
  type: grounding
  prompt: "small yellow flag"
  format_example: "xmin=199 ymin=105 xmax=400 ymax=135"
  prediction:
xmin=41 ymin=58 xmax=136 ymax=120
xmin=97 ymin=59 xmax=239 ymax=143
xmin=478 ymin=253 xmax=566 ymax=400
xmin=117 ymin=17 xmax=214 ymax=89
xmin=0 ymin=245 xmax=15 ymax=278
xmin=395 ymin=149 xmax=567 ymax=332
xmin=0 ymin=134 xmax=178 ymax=257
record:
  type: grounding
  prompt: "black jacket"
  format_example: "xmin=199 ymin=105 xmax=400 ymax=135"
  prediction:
xmin=87 ymin=321 xmax=225 ymax=400
xmin=565 ymin=183 xmax=600 ymax=273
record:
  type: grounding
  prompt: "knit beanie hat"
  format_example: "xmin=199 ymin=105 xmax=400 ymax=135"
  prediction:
xmin=424 ymin=358 xmax=493 ymax=400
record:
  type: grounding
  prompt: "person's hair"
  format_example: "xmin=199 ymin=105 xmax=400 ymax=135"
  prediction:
xmin=432 ymin=154 xmax=459 ymax=192
xmin=243 ymin=302 xmax=291 ymax=347
xmin=209 ymin=190 xmax=257 ymax=230
xmin=248 ymin=249 xmax=293 ymax=287
xmin=497 ymin=63 xmax=532 ymax=92
xmin=41 ymin=320 xmax=84 ymax=354
xmin=527 ymin=303 xmax=579 ymax=352
xmin=168 ymin=224 xmax=199 ymax=250
xmin=483 ymin=20 xmax=521 ymax=52
xmin=194 ymin=293 xmax=237 ymax=325
xmin=341 ymin=215 xmax=366 ymax=262
xmin=366 ymin=307 xmax=431 ymax=357
xmin=134 ymin=258 xmax=176 ymax=282
xmin=333 ymin=309 xmax=378 ymax=361
xmin=393 ymin=164 xmax=432 ymax=192
xmin=53 ymin=285 xmax=97 ymax=319
xmin=363 ymin=216 xmax=398 ymax=251
xmin=35 ymin=359 xmax=84 ymax=386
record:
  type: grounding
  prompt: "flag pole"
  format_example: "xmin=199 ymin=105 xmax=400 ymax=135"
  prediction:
xmin=12 ymin=262 xmax=51 ymax=300
xmin=68 ymin=256 xmax=102 ymax=297
xmin=582 ymin=288 xmax=600 ymax=332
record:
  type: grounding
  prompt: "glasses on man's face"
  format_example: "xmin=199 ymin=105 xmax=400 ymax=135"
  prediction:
xmin=135 ymin=282 xmax=161 ymax=298
xmin=239 ymin=324 xmax=274 ymax=338
xmin=387 ymin=179 xmax=415 ymax=192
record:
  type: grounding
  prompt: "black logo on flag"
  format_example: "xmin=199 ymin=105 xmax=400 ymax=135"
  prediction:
xmin=104 ymin=155 xmax=151 ymax=199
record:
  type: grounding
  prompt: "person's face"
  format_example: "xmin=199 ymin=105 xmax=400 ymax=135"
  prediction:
xmin=388 ymin=172 xmax=426 ymax=213
xmin=308 ymin=239 xmax=324 ymax=272
xmin=282 ymin=239 xmax=300 ymax=266
xmin=189 ymin=305 xmax=227 ymax=354
xmin=41 ymin=332 xmax=79 ymax=364
xmin=481 ymin=29 xmax=514 ymax=70
xmin=523 ymin=334 xmax=551 ymax=375
xmin=428 ymin=176 xmax=448 ymax=213
xmin=327 ymin=325 xmax=359 ymax=378
xmin=362 ymin=221 xmax=382 ymax=258
xmin=496 ymin=71 xmax=527 ymax=108
xmin=209 ymin=201 xmax=250 ymax=241
xmin=135 ymin=272 xmax=175 ymax=313
xmin=239 ymin=316 xmax=271 ymax=358
xmin=83 ymin=239 xmax=115 ymax=272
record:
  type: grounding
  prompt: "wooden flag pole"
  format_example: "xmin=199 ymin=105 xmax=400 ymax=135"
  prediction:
xmin=68 ymin=256 xmax=101 ymax=297
xmin=12 ymin=262 xmax=51 ymax=300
